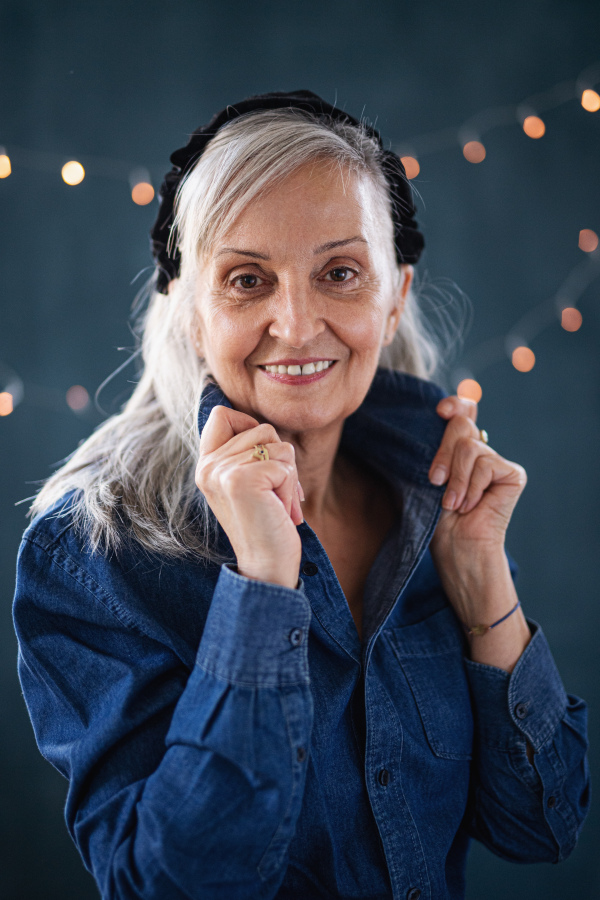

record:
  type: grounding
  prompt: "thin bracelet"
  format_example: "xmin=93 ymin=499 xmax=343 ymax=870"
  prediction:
xmin=461 ymin=600 xmax=521 ymax=636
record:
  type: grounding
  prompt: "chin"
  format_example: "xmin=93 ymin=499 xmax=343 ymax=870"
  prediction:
xmin=257 ymin=403 xmax=343 ymax=435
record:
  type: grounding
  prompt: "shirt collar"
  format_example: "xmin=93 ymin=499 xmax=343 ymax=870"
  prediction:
xmin=197 ymin=367 xmax=449 ymax=490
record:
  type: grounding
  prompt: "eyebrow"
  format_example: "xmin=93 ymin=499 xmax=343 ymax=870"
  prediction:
xmin=215 ymin=236 xmax=368 ymax=260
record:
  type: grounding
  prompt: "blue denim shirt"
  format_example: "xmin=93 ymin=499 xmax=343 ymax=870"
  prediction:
xmin=13 ymin=369 xmax=590 ymax=900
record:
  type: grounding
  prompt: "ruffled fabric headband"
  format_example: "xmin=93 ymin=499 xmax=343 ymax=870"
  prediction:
xmin=150 ymin=89 xmax=425 ymax=295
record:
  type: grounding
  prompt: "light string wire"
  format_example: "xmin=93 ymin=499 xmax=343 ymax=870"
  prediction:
xmin=0 ymin=61 xmax=599 ymax=415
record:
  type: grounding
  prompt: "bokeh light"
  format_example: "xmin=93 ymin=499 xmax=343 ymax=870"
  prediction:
xmin=522 ymin=116 xmax=546 ymax=138
xmin=0 ymin=153 xmax=11 ymax=178
xmin=61 ymin=160 xmax=85 ymax=185
xmin=66 ymin=385 xmax=90 ymax=411
xmin=457 ymin=378 xmax=482 ymax=403
xmin=581 ymin=89 xmax=600 ymax=112
xmin=0 ymin=392 xmax=14 ymax=415
xmin=400 ymin=156 xmax=420 ymax=179
xmin=561 ymin=307 xmax=583 ymax=332
xmin=578 ymin=228 xmax=598 ymax=252
xmin=512 ymin=346 xmax=536 ymax=372
xmin=462 ymin=141 xmax=486 ymax=164
xmin=131 ymin=182 xmax=155 ymax=205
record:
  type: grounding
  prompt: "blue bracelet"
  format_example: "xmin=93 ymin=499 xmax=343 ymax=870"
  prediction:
xmin=461 ymin=600 xmax=521 ymax=636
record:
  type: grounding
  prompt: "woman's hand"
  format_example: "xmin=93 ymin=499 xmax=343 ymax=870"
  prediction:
xmin=195 ymin=406 xmax=303 ymax=589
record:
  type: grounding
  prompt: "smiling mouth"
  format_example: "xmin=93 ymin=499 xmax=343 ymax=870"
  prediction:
xmin=258 ymin=360 xmax=335 ymax=376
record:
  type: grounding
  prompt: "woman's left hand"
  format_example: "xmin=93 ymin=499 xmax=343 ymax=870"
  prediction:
xmin=428 ymin=396 xmax=528 ymax=560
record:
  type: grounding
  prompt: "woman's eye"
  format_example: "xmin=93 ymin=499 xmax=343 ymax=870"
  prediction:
xmin=232 ymin=273 xmax=264 ymax=289
xmin=325 ymin=266 xmax=356 ymax=283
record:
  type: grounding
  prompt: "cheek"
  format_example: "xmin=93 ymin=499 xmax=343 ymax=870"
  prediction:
xmin=335 ymin=303 xmax=387 ymax=352
xmin=201 ymin=307 xmax=262 ymax=368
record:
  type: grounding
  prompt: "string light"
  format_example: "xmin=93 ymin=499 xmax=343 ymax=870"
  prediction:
xmin=522 ymin=115 xmax=546 ymax=138
xmin=462 ymin=141 xmax=486 ymax=163
xmin=581 ymin=89 xmax=600 ymax=112
xmin=129 ymin=167 xmax=155 ymax=205
xmin=457 ymin=379 xmax=482 ymax=402
xmin=400 ymin=156 xmax=420 ymax=179
xmin=512 ymin=347 xmax=536 ymax=372
xmin=66 ymin=385 xmax=89 ymax=411
xmin=579 ymin=228 xmax=598 ymax=252
xmin=0 ymin=147 xmax=11 ymax=178
xmin=61 ymin=160 xmax=85 ymax=185
xmin=561 ymin=308 xmax=583 ymax=332
xmin=0 ymin=392 xmax=13 ymax=416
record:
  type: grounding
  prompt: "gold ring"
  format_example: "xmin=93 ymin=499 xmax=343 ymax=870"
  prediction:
xmin=251 ymin=444 xmax=269 ymax=462
xmin=479 ymin=429 xmax=489 ymax=444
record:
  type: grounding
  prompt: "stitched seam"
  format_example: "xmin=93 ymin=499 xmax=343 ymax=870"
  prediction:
xmin=195 ymin=659 xmax=309 ymax=689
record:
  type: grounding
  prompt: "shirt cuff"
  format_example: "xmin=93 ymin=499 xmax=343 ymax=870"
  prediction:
xmin=463 ymin=617 xmax=569 ymax=752
xmin=195 ymin=564 xmax=312 ymax=687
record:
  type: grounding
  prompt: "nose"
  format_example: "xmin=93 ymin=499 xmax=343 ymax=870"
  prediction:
xmin=267 ymin=279 xmax=326 ymax=348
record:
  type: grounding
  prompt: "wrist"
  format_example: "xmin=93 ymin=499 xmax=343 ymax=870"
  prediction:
xmin=236 ymin=561 xmax=300 ymax=591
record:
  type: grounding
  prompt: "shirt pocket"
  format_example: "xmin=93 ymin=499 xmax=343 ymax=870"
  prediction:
xmin=383 ymin=605 xmax=474 ymax=761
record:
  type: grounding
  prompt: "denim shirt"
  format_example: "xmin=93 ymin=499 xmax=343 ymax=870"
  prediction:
xmin=13 ymin=368 xmax=591 ymax=900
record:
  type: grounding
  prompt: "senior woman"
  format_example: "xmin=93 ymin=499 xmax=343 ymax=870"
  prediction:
xmin=13 ymin=91 xmax=589 ymax=900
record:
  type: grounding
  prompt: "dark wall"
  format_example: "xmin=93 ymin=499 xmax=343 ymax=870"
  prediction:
xmin=1 ymin=1 xmax=598 ymax=897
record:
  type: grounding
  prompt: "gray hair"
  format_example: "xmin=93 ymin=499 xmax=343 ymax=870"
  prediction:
xmin=27 ymin=108 xmax=467 ymax=560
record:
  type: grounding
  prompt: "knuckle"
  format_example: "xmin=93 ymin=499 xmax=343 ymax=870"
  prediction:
xmin=256 ymin=423 xmax=279 ymax=443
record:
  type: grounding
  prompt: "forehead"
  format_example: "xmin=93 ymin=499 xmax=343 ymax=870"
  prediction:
xmin=211 ymin=161 xmax=378 ymax=253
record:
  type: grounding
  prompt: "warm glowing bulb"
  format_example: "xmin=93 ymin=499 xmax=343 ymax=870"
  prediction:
xmin=522 ymin=116 xmax=545 ymax=139
xmin=457 ymin=379 xmax=482 ymax=403
xmin=0 ymin=154 xmax=11 ymax=178
xmin=578 ymin=228 xmax=598 ymax=252
xmin=400 ymin=156 xmax=420 ymax=179
xmin=131 ymin=182 xmax=155 ymax=205
xmin=462 ymin=141 xmax=486 ymax=164
xmin=66 ymin=385 xmax=89 ymax=410
xmin=512 ymin=346 xmax=535 ymax=372
xmin=61 ymin=160 xmax=85 ymax=185
xmin=0 ymin=391 xmax=13 ymax=415
xmin=581 ymin=89 xmax=600 ymax=112
xmin=561 ymin=308 xmax=583 ymax=332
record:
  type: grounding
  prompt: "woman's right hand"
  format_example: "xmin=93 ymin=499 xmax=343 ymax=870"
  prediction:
xmin=195 ymin=405 xmax=304 ymax=589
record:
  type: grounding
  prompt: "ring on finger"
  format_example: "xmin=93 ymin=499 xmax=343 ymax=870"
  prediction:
xmin=251 ymin=444 xmax=270 ymax=462
xmin=479 ymin=429 xmax=489 ymax=444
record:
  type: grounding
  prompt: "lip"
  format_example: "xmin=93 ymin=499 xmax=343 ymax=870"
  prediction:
xmin=255 ymin=357 xmax=336 ymax=366
xmin=258 ymin=360 xmax=337 ymax=385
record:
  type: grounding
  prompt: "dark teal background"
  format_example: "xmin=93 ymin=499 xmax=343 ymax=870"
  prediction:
xmin=1 ymin=1 xmax=598 ymax=897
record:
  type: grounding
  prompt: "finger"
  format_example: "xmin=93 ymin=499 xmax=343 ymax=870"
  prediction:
xmin=442 ymin=437 xmax=496 ymax=510
xmin=457 ymin=454 xmax=495 ymax=513
xmin=436 ymin=395 xmax=478 ymax=424
xmin=216 ymin=443 xmax=300 ymax=518
xmin=199 ymin=405 xmax=262 ymax=454
xmin=429 ymin=415 xmax=480 ymax=486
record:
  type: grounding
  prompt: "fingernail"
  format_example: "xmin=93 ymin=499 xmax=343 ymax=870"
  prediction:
xmin=430 ymin=466 xmax=447 ymax=486
xmin=297 ymin=480 xmax=305 ymax=502
xmin=438 ymin=399 xmax=452 ymax=415
xmin=443 ymin=490 xmax=457 ymax=510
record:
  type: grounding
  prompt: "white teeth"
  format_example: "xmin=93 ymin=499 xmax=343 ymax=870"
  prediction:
xmin=262 ymin=360 xmax=334 ymax=375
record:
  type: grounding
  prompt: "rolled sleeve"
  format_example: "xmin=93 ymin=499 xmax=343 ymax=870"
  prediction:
xmin=195 ymin=564 xmax=312 ymax=687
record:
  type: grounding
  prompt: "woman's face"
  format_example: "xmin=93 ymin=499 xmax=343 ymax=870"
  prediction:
xmin=194 ymin=160 xmax=413 ymax=436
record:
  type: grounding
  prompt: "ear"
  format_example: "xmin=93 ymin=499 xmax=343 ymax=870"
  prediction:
xmin=383 ymin=265 xmax=413 ymax=345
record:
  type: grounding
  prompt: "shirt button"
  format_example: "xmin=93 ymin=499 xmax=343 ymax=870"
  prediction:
xmin=514 ymin=702 xmax=529 ymax=719
xmin=297 ymin=747 xmax=306 ymax=763
xmin=289 ymin=628 xmax=304 ymax=647
xmin=547 ymin=795 xmax=557 ymax=808
xmin=407 ymin=888 xmax=421 ymax=900
xmin=378 ymin=768 xmax=390 ymax=786
xmin=302 ymin=561 xmax=319 ymax=576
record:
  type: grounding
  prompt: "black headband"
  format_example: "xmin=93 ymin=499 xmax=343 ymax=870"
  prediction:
xmin=150 ymin=89 xmax=425 ymax=294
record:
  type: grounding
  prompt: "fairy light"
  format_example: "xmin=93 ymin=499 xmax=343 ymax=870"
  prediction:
xmin=512 ymin=347 xmax=536 ymax=372
xmin=522 ymin=116 xmax=546 ymax=138
xmin=457 ymin=379 xmax=482 ymax=403
xmin=581 ymin=89 xmax=600 ymax=112
xmin=131 ymin=182 xmax=155 ymax=205
xmin=561 ymin=308 xmax=583 ymax=332
xmin=0 ymin=392 xmax=13 ymax=415
xmin=400 ymin=156 xmax=420 ymax=179
xmin=66 ymin=385 xmax=89 ymax=411
xmin=578 ymin=229 xmax=598 ymax=252
xmin=0 ymin=148 xmax=11 ymax=178
xmin=462 ymin=141 xmax=486 ymax=164
xmin=61 ymin=161 xmax=85 ymax=185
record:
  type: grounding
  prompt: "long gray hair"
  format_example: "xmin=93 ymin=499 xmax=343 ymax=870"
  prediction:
xmin=27 ymin=108 xmax=467 ymax=560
